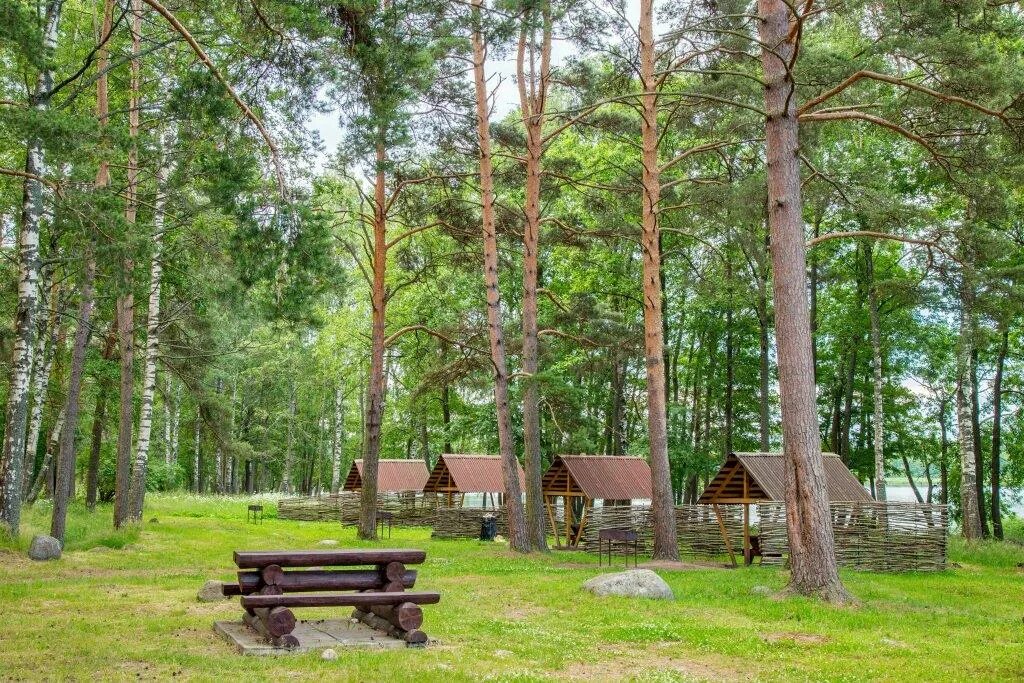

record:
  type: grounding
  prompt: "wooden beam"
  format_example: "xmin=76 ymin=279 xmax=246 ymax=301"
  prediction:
xmin=712 ymin=504 xmax=737 ymax=567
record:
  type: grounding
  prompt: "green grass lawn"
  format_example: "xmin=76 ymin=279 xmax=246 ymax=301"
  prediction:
xmin=2 ymin=494 xmax=1022 ymax=682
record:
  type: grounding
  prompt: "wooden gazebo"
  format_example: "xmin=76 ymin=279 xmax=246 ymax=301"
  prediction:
xmin=541 ymin=455 xmax=653 ymax=548
xmin=698 ymin=452 xmax=871 ymax=565
xmin=342 ymin=459 xmax=430 ymax=494
xmin=423 ymin=454 xmax=525 ymax=507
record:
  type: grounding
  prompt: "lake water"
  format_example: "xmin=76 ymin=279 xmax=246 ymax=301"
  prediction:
xmin=886 ymin=484 xmax=1024 ymax=516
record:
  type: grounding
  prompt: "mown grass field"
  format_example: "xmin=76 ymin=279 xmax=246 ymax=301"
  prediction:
xmin=2 ymin=493 xmax=1023 ymax=682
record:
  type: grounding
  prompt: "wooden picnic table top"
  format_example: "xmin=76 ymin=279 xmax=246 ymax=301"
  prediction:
xmin=232 ymin=549 xmax=426 ymax=569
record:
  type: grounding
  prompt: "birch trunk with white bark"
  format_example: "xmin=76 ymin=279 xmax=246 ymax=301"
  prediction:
xmin=127 ymin=136 xmax=168 ymax=521
xmin=0 ymin=0 xmax=63 ymax=534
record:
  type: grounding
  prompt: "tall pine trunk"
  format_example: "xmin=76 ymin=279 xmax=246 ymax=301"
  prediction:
xmin=516 ymin=0 xmax=551 ymax=553
xmin=358 ymin=140 xmax=389 ymax=540
xmin=114 ymin=0 xmax=142 ymax=528
xmin=758 ymin=0 xmax=847 ymax=601
xmin=0 ymin=0 xmax=63 ymax=534
xmin=51 ymin=258 xmax=96 ymax=542
xmin=474 ymin=0 xmax=529 ymax=550
xmin=639 ymin=0 xmax=680 ymax=561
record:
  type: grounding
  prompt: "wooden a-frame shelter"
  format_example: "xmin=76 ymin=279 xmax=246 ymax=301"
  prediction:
xmin=423 ymin=454 xmax=524 ymax=507
xmin=541 ymin=455 xmax=652 ymax=548
xmin=698 ymin=452 xmax=871 ymax=565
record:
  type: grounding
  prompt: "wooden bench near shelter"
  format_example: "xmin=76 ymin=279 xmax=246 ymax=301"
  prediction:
xmin=222 ymin=549 xmax=440 ymax=647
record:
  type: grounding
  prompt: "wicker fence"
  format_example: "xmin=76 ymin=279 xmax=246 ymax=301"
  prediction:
xmin=277 ymin=493 xmax=437 ymax=526
xmin=578 ymin=504 xmax=742 ymax=556
xmin=757 ymin=501 xmax=949 ymax=571
xmin=431 ymin=506 xmax=508 ymax=539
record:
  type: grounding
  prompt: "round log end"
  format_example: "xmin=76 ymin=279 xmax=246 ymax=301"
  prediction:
xmin=394 ymin=602 xmax=423 ymax=631
xmin=382 ymin=561 xmax=406 ymax=582
xmin=261 ymin=564 xmax=285 ymax=586
xmin=265 ymin=606 xmax=297 ymax=637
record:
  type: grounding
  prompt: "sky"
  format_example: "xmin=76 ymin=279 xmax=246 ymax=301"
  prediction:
xmin=304 ymin=2 xmax=645 ymax=173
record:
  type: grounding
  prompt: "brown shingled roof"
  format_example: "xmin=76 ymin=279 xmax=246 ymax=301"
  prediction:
xmin=542 ymin=455 xmax=652 ymax=500
xmin=423 ymin=454 xmax=524 ymax=494
xmin=698 ymin=452 xmax=871 ymax=503
xmin=343 ymin=459 xmax=430 ymax=493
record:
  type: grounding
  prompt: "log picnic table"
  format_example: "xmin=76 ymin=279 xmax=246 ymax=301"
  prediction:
xmin=221 ymin=549 xmax=439 ymax=648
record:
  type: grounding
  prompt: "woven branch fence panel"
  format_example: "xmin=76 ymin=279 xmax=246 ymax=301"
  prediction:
xmin=431 ymin=506 xmax=508 ymax=539
xmin=579 ymin=505 xmax=743 ymax=557
xmin=757 ymin=501 xmax=949 ymax=572
xmin=277 ymin=493 xmax=437 ymax=526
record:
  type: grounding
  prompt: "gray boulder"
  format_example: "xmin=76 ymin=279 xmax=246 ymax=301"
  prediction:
xmin=582 ymin=569 xmax=674 ymax=600
xmin=197 ymin=579 xmax=227 ymax=602
xmin=28 ymin=534 xmax=61 ymax=561
xmin=317 ymin=539 xmax=339 ymax=547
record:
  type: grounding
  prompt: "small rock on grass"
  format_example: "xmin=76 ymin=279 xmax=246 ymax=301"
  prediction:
xmin=321 ymin=649 xmax=338 ymax=661
xmin=197 ymin=580 xmax=227 ymax=602
xmin=317 ymin=539 xmax=339 ymax=546
xmin=28 ymin=535 xmax=61 ymax=561
xmin=750 ymin=585 xmax=773 ymax=596
xmin=582 ymin=569 xmax=674 ymax=600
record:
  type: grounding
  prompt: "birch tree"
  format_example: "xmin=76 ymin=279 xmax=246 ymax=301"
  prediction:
xmin=128 ymin=137 xmax=170 ymax=520
xmin=0 ymin=0 xmax=63 ymax=534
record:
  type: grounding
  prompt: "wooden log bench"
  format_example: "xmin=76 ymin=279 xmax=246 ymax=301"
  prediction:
xmin=222 ymin=549 xmax=439 ymax=648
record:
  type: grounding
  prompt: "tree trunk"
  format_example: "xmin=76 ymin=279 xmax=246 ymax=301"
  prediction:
xmin=440 ymin=382 xmax=452 ymax=453
xmin=0 ymin=0 xmax=62 ymax=534
xmin=23 ymin=274 xmax=58 ymax=498
xmin=358 ymin=140 xmax=389 ymax=540
xmin=639 ymin=0 xmax=680 ymax=561
xmin=86 ymin=327 xmax=117 ymax=509
xmin=474 ymin=1 xmax=529 ymax=551
xmin=724 ymin=232 xmax=734 ymax=456
xmin=969 ymin=347 xmax=988 ymax=536
xmin=955 ymin=273 xmax=983 ymax=539
xmin=989 ymin=325 xmax=1007 ymax=540
xmin=282 ymin=379 xmax=296 ymax=494
xmin=866 ymin=243 xmax=886 ymax=501
xmin=27 ymin=406 xmax=64 ymax=505
xmin=113 ymin=0 xmax=142 ymax=528
xmin=901 ymin=454 xmax=923 ymax=503
xmin=517 ymin=2 xmax=552 ymax=552
xmin=127 ymin=136 xmax=167 ymax=520
xmin=50 ymin=255 xmax=96 ymax=542
xmin=193 ymin=413 xmax=201 ymax=492
xmin=758 ymin=0 xmax=847 ymax=601
xmin=938 ymin=398 xmax=948 ymax=505
xmin=330 ymin=383 xmax=344 ymax=495
xmin=757 ymin=238 xmax=771 ymax=452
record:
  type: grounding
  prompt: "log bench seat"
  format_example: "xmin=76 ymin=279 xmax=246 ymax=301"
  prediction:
xmin=220 ymin=548 xmax=439 ymax=648
xmin=240 ymin=591 xmax=441 ymax=610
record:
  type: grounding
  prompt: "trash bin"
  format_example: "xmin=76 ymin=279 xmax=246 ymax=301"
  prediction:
xmin=480 ymin=514 xmax=498 ymax=541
